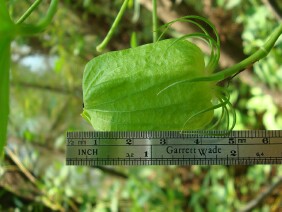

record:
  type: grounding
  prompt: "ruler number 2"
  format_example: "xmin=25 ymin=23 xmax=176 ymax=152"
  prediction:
xmin=126 ymin=139 xmax=133 ymax=145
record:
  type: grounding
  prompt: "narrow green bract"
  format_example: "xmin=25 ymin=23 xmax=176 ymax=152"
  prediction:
xmin=83 ymin=39 xmax=215 ymax=130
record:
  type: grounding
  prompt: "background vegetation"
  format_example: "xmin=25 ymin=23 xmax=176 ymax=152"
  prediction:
xmin=1 ymin=0 xmax=282 ymax=211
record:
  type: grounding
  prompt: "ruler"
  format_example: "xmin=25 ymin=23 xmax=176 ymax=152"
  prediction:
xmin=66 ymin=130 xmax=282 ymax=165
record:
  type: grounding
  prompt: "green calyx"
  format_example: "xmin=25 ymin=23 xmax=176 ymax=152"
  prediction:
xmin=83 ymin=38 xmax=214 ymax=131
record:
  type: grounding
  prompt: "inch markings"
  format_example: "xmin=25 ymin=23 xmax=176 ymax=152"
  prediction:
xmin=66 ymin=130 xmax=282 ymax=165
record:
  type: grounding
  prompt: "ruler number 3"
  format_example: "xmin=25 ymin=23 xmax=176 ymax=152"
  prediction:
xmin=160 ymin=138 xmax=166 ymax=145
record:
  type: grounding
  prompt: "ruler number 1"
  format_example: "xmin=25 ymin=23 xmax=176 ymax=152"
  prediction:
xmin=144 ymin=151 xmax=148 ymax=157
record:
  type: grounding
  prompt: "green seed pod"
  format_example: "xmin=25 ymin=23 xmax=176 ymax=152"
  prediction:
xmin=82 ymin=38 xmax=220 ymax=131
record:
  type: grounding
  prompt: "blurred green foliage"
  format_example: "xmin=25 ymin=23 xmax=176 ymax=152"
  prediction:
xmin=1 ymin=0 xmax=282 ymax=211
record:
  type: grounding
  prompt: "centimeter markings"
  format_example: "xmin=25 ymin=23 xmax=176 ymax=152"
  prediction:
xmin=66 ymin=130 xmax=282 ymax=165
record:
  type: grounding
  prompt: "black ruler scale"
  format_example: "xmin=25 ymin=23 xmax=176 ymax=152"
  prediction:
xmin=66 ymin=130 xmax=282 ymax=165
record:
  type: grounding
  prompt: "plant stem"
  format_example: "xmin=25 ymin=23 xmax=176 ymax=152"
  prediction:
xmin=16 ymin=0 xmax=42 ymax=24
xmin=18 ymin=0 xmax=58 ymax=35
xmin=96 ymin=0 xmax=129 ymax=52
xmin=152 ymin=0 xmax=158 ymax=42
xmin=217 ymin=22 xmax=282 ymax=80
xmin=0 ymin=37 xmax=11 ymax=157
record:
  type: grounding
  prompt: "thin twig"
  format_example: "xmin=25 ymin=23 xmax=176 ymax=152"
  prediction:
xmin=11 ymin=80 xmax=82 ymax=97
xmin=238 ymin=176 xmax=282 ymax=212
xmin=5 ymin=148 xmax=38 ymax=185
xmin=262 ymin=0 xmax=282 ymax=21
xmin=95 ymin=166 xmax=128 ymax=179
